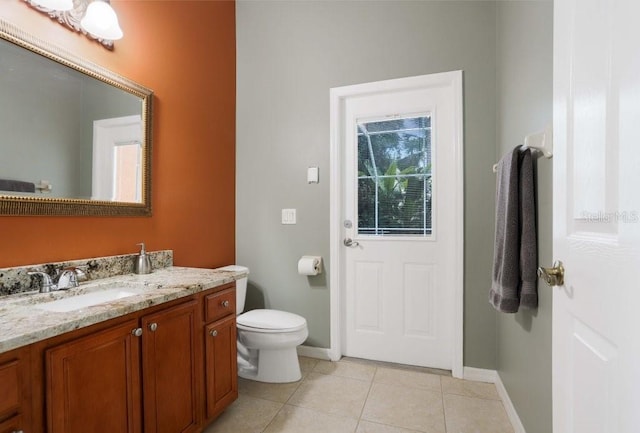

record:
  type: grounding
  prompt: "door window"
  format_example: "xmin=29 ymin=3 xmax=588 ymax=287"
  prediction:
xmin=356 ymin=115 xmax=432 ymax=236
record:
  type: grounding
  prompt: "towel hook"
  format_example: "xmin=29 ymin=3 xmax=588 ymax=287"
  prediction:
xmin=493 ymin=124 xmax=553 ymax=173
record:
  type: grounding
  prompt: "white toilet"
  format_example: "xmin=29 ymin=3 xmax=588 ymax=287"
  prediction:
xmin=219 ymin=265 xmax=308 ymax=383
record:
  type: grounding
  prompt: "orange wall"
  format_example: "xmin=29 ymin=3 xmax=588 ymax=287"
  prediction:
xmin=0 ymin=1 xmax=236 ymax=268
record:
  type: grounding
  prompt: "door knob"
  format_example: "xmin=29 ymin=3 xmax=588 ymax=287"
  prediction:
xmin=537 ymin=261 xmax=564 ymax=286
xmin=210 ymin=329 xmax=218 ymax=337
xmin=131 ymin=327 xmax=143 ymax=337
xmin=148 ymin=323 xmax=158 ymax=332
xmin=343 ymin=238 xmax=360 ymax=247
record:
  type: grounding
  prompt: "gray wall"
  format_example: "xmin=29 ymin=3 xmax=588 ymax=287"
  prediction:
xmin=0 ymin=38 xmax=140 ymax=200
xmin=79 ymin=79 xmax=142 ymax=199
xmin=237 ymin=0 xmax=498 ymax=367
xmin=495 ymin=2 xmax=553 ymax=433
xmin=0 ymin=39 xmax=83 ymax=198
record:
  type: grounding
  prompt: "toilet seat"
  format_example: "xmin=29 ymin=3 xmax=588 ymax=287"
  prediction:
xmin=237 ymin=309 xmax=307 ymax=333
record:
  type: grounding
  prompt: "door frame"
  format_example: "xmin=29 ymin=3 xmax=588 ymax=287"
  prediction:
xmin=328 ymin=71 xmax=464 ymax=378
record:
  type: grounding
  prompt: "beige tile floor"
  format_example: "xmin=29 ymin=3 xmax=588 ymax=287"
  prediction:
xmin=204 ymin=357 xmax=515 ymax=433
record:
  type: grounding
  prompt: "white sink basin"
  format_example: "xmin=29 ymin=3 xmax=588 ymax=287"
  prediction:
xmin=35 ymin=288 xmax=140 ymax=313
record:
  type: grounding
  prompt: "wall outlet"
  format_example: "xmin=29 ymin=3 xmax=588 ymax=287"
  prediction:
xmin=281 ymin=208 xmax=296 ymax=224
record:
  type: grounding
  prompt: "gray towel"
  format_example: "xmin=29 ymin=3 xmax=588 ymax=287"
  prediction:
xmin=489 ymin=146 xmax=538 ymax=313
xmin=0 ymin=179 xmax=35 ymax=193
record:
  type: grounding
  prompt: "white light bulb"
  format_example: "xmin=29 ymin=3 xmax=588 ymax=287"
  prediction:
xmin=80 ymin=1 xmax=123 ymax=40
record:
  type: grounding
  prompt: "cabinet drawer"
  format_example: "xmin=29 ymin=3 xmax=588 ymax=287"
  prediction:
xmin=0 ymin=360 xmax=20 ymax=419
xmin=205 ymin=287 xmax=235 ymax=323
xmin=0 ymin=413 xmax=22 ymax=433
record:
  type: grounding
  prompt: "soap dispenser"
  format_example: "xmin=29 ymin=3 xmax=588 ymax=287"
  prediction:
xmin=134 ymin=242 xmax=152 ymax=274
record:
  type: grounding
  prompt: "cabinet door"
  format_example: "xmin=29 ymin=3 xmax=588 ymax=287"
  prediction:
xmin=46 ymin=319 xmax=141 ymax=433
xmin=141 ymin=301 xmax=198 ymax=433
xmin=204 ymin=315 xmax=237 ymax=420
xmin=0 ymin=347 xmax=29 ymax=431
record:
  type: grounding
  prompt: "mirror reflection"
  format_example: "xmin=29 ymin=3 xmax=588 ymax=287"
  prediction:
xmin=0 ymin=37 xmax=143 ymax=202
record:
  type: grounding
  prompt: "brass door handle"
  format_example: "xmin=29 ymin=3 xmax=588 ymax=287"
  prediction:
xmin=537 ymin=261 xmax=564 ymax=286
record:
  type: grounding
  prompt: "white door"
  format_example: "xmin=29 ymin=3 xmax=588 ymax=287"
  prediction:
xmin=331 ymin=72 xmax=463 ymax=372
xmin=553 ymin=0 xmax=640 ymax=431
xmin=92 ymin=115 xmax=143 ymax=202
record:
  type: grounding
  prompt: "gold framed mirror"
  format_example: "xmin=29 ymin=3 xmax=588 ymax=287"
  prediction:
xmin=0 ymin=19 xmax=153 ymax=216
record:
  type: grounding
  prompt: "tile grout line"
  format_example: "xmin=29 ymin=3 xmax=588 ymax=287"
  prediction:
xmin=440 ymin=376 xmax=449 ymax=433
xmin=354 ymin=365 xmax=377 ymax=432
xmin=260 ymin=401 xmax=288 ymax=433
xmin=258 ymin=365 xmax=310 ymax=433
xmin=280 ymin=367 xmax=310 ymax=410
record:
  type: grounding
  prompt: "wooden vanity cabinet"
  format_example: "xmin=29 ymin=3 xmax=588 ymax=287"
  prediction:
xmin=35 ymin=283 xmax=237 ymax=433
xmin=141 ymin=301 xmax=199 ymax=433
xmin=45 ymin=319 xmax=142 ymax=433
xmin=204 ymin=316 xmax=237 ymax=420
xmin=0 ymin=347 xmax=30 ymax=433
xmin=203 ymin=285 xmax=237 ymax=422
xmin=45 ymin=302 xmax=200 ymax=433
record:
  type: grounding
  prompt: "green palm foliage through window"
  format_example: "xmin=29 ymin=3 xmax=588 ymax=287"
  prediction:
xmin=357 ymin=116 xmax=432 ymax=236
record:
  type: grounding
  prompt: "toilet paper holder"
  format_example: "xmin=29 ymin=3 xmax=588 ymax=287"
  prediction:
xmin=298 ymin=256 xmax=322 ymax=276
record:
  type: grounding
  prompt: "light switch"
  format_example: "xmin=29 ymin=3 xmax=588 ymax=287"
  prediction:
xmin=307 ymin=166 xmax=319 ymax=183
xmin=281 ymin=208 xmax=296 ymax=224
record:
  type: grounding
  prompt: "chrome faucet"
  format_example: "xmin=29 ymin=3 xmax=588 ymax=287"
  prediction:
xmin=27 ymin=271 xmax=55 ymax=293
xmin=28 ymin=266 xmax=87 ymax=293
xmin=56 ymin=267 xmax=87 ymax=289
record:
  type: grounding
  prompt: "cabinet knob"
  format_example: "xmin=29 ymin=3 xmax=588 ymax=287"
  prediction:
xmin=221 ymin=300 xmax=230 ymax=308
xmin=209 ymin=329 xmax=218 ymax=337
xmin=148 ymin=322 xmax=158 ymax=332
xmin=132 ymin=327 xmax=143 ymax=337
xmin=12 ymin=430 xmax=24 ymax=433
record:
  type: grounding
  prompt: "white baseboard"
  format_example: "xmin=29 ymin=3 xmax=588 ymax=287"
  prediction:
xmin=297 ymin=345 xmax=332 ymax=360
xmin=463 ymin=366 xmax=498 ymax=383
xmin=463 ymin=367 xmax=526 ymax=433
xmin=494 ymin=372 xmax=527 ymax=433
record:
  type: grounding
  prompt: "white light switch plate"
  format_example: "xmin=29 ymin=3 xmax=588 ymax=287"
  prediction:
xmin=307 ymin=166 xmax=319 ymax=183
xmin=282 ymin=208 xmax=296 ymax=224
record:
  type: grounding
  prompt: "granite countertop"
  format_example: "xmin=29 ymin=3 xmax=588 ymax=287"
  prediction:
xmin=0 ymin=266 xmax=245 ymax=354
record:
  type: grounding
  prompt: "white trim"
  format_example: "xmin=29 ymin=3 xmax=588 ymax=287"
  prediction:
xmin=329 ymin=81 xmax=343 ymax=363
xmin=329 ymin=71 xmax=464 ymax=375
xmin=462 ymin=367 xmax=526 ymax=433
xmin=495 ymin=372 xmax=527 ymax=433
xmin=463 ymin=366 xmax=498 ymax=383
xmin=451 ymin=70 xmax=464 ymax=379
xmin=296 ymin=345 xmax=332 ymax=360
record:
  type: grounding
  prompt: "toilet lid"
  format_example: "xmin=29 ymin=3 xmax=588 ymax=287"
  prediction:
xmin=237 ymin=309 xmax=307 ymax=332
xmin=218 ymin=265 xmax=249 ymax=273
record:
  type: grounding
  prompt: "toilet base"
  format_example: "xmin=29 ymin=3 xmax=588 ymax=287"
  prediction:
xmin=238 ymin=347 xmax=302 ymax=383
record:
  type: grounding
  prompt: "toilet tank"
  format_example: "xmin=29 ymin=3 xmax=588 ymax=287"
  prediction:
xmin=218 ymin=265 xmax=249 ymax=315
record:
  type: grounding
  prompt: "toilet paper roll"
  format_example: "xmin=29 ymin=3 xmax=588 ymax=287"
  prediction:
xmin=298 ymin=256 xmax=322 ymax=276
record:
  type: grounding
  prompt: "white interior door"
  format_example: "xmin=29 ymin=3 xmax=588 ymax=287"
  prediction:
xmin=553 ymin=0 xmax=640 ymax=431
xmin=332 ymin=72 xmax=463 ymax=372
xmin=92 ymin=115 xmax=143 ymax=202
